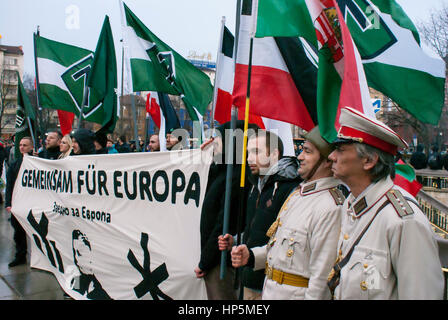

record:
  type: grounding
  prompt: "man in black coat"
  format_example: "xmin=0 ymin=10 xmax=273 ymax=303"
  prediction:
xmin=72 ymin=129 xmax=96 ymax=155
xmin=116 ymin=135 xmax=131 ymax=153
xmin=5 ymin=136 xmax=34 ymax=267
xmin=38 ymin=131 xmax=62 ymax=160
xmin=410 ymin=144 xmax=427 ymax=169
xmin=218 ymin=130 xmax=301 ymax=299
xmin=195 ymin=120 xmax=258 ymax=300
xmin=93 ymin=131 xmax=108 ymax=154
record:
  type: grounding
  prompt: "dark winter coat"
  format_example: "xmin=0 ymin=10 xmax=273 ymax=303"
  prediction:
xmin=5 ymin=152 xmax=32 ymax=208
xmin=116 ymin=142 xmax=131 ymax=153
xmin=410 ymin=145 xmax=427 ymax=170
xmin=0 ymin=144 xmax=6 ymax=177
xmin=428 ymin=150 xmax=443 ymax=170
xmin=38 ymin=146 xmax=61 ymax=160
xmin=73 ymin=129 xmax=96 ymax=155
xmin=198 ymin=120 xmax=259 ymax=272
xmin=95 ymin=147 xmax=108 ymax=154
xmin=199 ymin=163 xmax=251 ymax=272
xmin=241 ymin=156 xmax=302 ymax=291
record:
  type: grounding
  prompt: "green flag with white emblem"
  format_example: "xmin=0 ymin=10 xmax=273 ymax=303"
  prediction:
xmin=121 ymin=1 xmax=213 ymax=123
xmin=15 ymin=72 xmax=36 ymax=158
xmin=34 ymin=33 xmax=115 ymax=127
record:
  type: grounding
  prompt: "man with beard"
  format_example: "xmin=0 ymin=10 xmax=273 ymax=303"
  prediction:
xmin=195 ymin=120 xmax=258 ymax=299
xmin=231 ymin=126 xmax=344 ymax=300
xmin=218 ymin=130 xmax=301 ymax=299
xmin=39 ymin=131 xmax=62 ymax=159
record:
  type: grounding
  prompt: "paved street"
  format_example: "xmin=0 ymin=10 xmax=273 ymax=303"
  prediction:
xmin=0 ymin=202 xmax=65 ymax=300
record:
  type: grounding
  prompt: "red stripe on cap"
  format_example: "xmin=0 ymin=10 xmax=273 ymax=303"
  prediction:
xmin=339 ymin=126 xmax=398 ymax=155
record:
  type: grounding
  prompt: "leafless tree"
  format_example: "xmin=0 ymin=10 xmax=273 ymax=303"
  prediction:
xmin=417 ymin=4 xmax=448 ymax=63
xmin=0 ymin=68 xmax=18 ymax=135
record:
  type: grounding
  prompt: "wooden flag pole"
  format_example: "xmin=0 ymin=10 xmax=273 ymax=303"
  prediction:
xmin=240 ymin=37 xmax=254 ymax=188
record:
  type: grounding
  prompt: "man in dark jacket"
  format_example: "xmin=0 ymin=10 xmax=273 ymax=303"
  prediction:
xmin=195 ymin=120 xmax=258 ymax=300
xmin=93 ymin=131 xmax=108 ymax=154
xmin=5 ymin=136 xmax=34 ymax=267
xmin=219 ymin=130 xmax=301 ymax=299
xmin=39 ymin=131 xmax=62 ymax=160
xmin=72 ymin=129 xmax=96 ymax=155
xmin=410 ymin=144 xmax=427 ymax=169
xmin=428 ymin=145 xmax=443 ymax=170
xmin=116 ymin=135 xmax=131 ymax=153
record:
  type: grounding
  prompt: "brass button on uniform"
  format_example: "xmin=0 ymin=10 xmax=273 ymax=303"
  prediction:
xmin=343 ymin=234 xmax=349 ymax=240
xmin=360 ymin=281 xmax=368 ymax=291
xmin=286 ymin=249 xmax=293 ymax=257
xmin=363 ymin=263 xmax=369 ymax=269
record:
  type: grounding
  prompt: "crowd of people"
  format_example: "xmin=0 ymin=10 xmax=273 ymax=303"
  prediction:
xmin=0 ymin=108 xmax=446 ymax=300
xmin=408 ymin=143 xmax=448 ymax=171
xmin=197 ymin=109 xmax=444 ymax=300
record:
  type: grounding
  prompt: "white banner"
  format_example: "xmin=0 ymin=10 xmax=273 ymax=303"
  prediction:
xmin=11 ymin=149 xmax=212 ymax=300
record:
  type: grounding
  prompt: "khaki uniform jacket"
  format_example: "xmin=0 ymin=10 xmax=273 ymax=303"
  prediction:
xmin=252 ymin=177 xmax=344 ymax=300
xmin=334 ymin=176 xmax=444 ymax=300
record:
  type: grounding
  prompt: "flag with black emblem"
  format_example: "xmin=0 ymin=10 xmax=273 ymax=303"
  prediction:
xmin=33 ymin=34 xmax=92 ymax=129
xmin=34 ymin=30 xmax=118 ymax=132
xmin=146 ymin=91 xmax=180 ymax=151
xmin=252 ymin=0 xmax=446 ymax=128
xmin=232 ymin=0 xmax=318 ymax=132
xmin=15 ymin=72 xmax=36 ymax=158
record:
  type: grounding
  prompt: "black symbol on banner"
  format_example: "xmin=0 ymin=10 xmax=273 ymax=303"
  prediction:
xmin=127 ymin=233 xmax=173 ymax=300
xmin=27 ymin=210 xmax=64 ymax=273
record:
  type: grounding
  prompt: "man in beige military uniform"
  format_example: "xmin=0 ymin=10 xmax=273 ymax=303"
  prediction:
xmin=231 ymin=126 xmax=344 ymax=299
xmin=328 ymin=107 xmax=444 ymax=300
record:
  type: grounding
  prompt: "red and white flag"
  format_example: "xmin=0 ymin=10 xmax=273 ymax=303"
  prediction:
xmin=146 ymin=91 xmax=180 ymax=151
xmin=305 ymin=0 xmax=375 ymax=141
xmin=232 ymin=2 xmax=316 ymax=132
xmin=213 ymin=21 xmax=298 ymax=156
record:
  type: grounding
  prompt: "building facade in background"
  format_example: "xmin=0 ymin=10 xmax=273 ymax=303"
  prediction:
xmin=0 ymin=44 xmax=24 ymax=137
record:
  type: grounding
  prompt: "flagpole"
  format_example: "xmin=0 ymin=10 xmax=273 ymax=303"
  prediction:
xmin=219 ymin=0 xmax=242 ymax=282
xmin=26 ymin=117 xmax=36 ymax=148
xmin=211 ymin=16 xmax=226 ymax=133
xmin=131 ymin=94 xmax=140 ymax=151
xmin=144 ymin=112 xmax=149 ymax=151
xmin=33 ymin=27 xmax=44 ymax=149
xmin=240 ymin=37 xmax=253 ymax=189
xmin=77 ymin=87 xmax=88 ymax=130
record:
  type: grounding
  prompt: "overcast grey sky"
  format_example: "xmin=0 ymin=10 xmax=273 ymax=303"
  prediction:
xmin=0 ymin=0 xmax=447 ymax=76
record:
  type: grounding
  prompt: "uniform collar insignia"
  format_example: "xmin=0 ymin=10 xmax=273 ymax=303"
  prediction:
xmin=353 ymin=197 xmax=368 ymax=216
xmin=302 ymin=182 xmax=317 ymax=194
